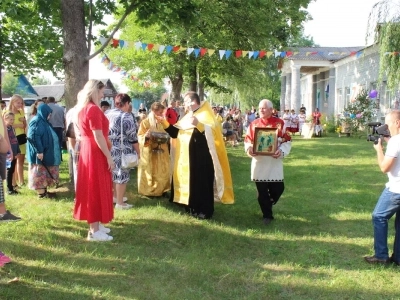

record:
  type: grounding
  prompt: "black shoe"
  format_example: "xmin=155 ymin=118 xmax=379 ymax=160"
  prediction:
xmin=38 ymin=192 xmax=57 ymax=199
xmin=263 ymin=218 xmax=273 ymax=225
xmin=389 ymin=255 xmax=400 ymax=266
xmin=364 ymin=255 xmax=389 ymax=264
xmin=7 ymin=190 xmax=19 ymax=195
xmin=0 ymin=210 xmax=21 ymax=222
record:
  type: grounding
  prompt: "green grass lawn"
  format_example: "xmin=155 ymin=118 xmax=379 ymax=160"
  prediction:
xmin=1 ymin=134 xmax=399 ymax=300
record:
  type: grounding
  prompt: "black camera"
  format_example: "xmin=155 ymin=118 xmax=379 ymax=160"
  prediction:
xmin=367 ymin=123 xmax=390 ymax=144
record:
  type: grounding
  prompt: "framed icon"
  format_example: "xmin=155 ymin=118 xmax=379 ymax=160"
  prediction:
xmin=253 ymin=127 xmax=278 ymax=156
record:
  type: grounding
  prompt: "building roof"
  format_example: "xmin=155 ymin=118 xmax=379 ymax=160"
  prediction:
xmin=33 ymin=84 xmax=65 ymax=101
xmin=1 ymin=72 xmax=38 ymax=98
xmin=287 ymin=46 xmax=365 ymax=62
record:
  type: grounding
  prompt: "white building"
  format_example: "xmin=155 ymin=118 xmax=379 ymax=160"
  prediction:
xmin=280 ymin=45 xmax=398 ymax=122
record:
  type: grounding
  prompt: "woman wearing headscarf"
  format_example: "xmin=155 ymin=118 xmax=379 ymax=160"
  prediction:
xmin=27 ymin=104 xmax=61 ymax=198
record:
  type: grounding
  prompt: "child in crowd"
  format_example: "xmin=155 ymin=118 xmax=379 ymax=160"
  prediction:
xmin=0 ymin=114 xmax=21 ymax=222
xmin=4 ymin=112 xmax=20 ymax=195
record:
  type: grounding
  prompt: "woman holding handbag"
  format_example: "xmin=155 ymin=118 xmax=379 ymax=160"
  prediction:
xmin=105 ymin=93 xmax=139 ymax=210
xmin=4 ymin=95 xmax=27 ymax=187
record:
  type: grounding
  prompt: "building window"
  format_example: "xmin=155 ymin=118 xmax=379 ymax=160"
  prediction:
xmin=345 ymin=87 xmax=351 ymax=108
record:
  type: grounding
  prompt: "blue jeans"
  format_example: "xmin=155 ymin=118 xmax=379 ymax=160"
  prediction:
xmin=372 ymin=188 xmax=400 ymax=261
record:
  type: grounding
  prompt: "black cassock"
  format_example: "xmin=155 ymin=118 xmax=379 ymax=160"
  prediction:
xmin=165 ymin=126 xmax=214 ymax=219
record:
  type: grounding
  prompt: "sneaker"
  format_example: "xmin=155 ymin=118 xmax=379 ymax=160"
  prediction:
xmin=0 ymin=211 xmax=22 ymax=222
xmin=113 ymin=197 xmax=128 ymax=203
xmin=7 ymin=190 xmax=19 ymax=195
xmin=99 ymin=223 xmax=111 ymax=234
xmin=115 ymin=203 xmax=133 ymax=210
xmin=87 ymin=230 xmax=113 ymax=242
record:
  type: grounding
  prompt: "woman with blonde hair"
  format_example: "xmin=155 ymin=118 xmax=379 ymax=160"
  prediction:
xmin=137 ymin=102 xmax=171 ymax=197
xmin=73 ymin=80 xmax=115 ymax=242
xmin=4 ymin=95 xmax=27 ymax=187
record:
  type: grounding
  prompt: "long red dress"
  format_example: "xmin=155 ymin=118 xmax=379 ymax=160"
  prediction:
xmin=73 ymin=102 xmax=114 ymax=224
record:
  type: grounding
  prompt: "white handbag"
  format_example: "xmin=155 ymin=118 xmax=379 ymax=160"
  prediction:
xmin=120 ymin=113 xmax=138 ymax=169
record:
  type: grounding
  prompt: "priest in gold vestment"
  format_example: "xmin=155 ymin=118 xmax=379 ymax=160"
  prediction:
xmin=137 ymin=102 xmax=171 ymax=197
xmin=158 ymin=92 xmax=234 ymax=219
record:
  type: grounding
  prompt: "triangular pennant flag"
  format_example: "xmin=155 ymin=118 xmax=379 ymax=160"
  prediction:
xmin=225 ymin=50 xmax=232 ymax=59
xmin=356 ymin=51 xmax=363 ymax=58
xmin=200 ymin=48 xmax=207 ymax=57
xmin=141 ymin=43 xmax=148 ymax=51
xmin=242 ymin=51 xmax=249 ymax=57
xmin=293 ymin=52 xmax=299 ymax=56
xmin=173 ymin=46 xmax=180 ymax=52
xmin=166 ymin=45 xmax=173 ymax=54
xmin=219 ymin=50 xmax=226 ymax=60
xmin=340 ymin=52 xmax=347 ymax=55
xmin=259 ymin=51 xmax=266 ymax=59
xmin=286 ymin=51 xmax=293 ymax=57
xmin=119 ymin=40 xmax=125 ymax=48
xmin=159 ymin=45 xmax=165 ymax=54
xmin=103 ymin=58 xmax=110 ymax=65
xmin=99 ymin=37 xmax=108 ymax=46
xmin=317 ymin=51 xmax=324 ymax=55
xmin=280 ymin=52 xmax=286 ymax=57
xmin=328 ymin=52 xmax=334 ymax=56
xmin=153 ymin=44 xmax=160 ymax=51
xmin=147 ymin=44 xmax=154 ymax=51
xmin=108 ymin=62 xmax=114 ymax=70
xmin=135 ymin=41 xmax=142 ymax=50
xmin=311 ymin=51 xmax=318 ymax=55
xmin=253 ymin=51 xmax=260 ymax=59
xmin=112 ymin=39 xmax=119 ymax=48
xmin=274 ymin=50 xmax=281 ymax=58
xmin=207 ymin=49 xmax=215 ymax=56
xmin=306 ymin=52 xmax=311 ymax=56
xmin=100 ymin=55 xmax=107 ymax=63
xmin=180 ymin=47 xmax=187 ymax=52
xmin=350 ymin=51 xmax=357 ymax=56
xmin=194 ymin=48 xmax=200 ymax=58
xmin=248 ymin=51 xmax=254 ymax=59
xmin=187 ymin=48 xmax=194 ymax=55
xmin=113 ymin=67 xmax=121 ymax=72
xmin=235 ymin=50 xmax=242 ymax=58
xmin=266 ymin=51 xmax=273 ymax=58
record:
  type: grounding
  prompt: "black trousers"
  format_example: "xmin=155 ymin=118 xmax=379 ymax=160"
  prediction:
xmin=7 ymin=159 xmax=17 ymax=191
xmin=255 ymin=181 xmax=284 ymax=219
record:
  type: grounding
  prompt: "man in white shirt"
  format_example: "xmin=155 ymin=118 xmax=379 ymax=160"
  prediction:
xmin=365 ymin=110 xmax=400 ymax=265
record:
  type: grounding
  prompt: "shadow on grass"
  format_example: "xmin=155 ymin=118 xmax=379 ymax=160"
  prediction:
xmin=1 ymin=216 xmax=396 ymax=300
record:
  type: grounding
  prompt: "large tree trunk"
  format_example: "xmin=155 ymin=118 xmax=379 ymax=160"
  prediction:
xmin=61 ymin=0 xmax=89 ymax=109
xmin=198 ymin=80 xmax=205 ymax=101
xmin=188 ymin=58 xmax=197 ymax=92
xmin=170 ymin=73 xmax=183 ymax=101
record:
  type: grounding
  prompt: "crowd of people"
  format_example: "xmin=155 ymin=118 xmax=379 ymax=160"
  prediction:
xmin=2 ymin=84 xmax=399 ymax=269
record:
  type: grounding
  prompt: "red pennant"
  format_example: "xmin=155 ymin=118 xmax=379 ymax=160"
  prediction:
xmin=350 ymin=51 xmax=356 ymax=56
xmin=200 ymin=48 xmax=207 ymax=57
xmin=311 ymin=51 xmax=318 ymax=55
xmin=235 ymin=50 xmax=242 ymax=58
xmin=173 ymin=46 xmax=180 ymax=52
xmin=286 ymin=51 xmax=293 ymax=57
xmin=259 ymin=51 xmax=266 ymax=59
xmin=147 ymin=44 xmax=154 ymax=51
xmin=112 ymin=39 xmax=119 ymax=48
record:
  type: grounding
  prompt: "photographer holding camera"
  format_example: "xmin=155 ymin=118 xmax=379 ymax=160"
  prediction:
xmin=364 ymin=110 xmax=400 ymax=265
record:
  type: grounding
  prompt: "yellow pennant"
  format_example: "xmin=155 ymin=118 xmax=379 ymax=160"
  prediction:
xmin=208 ymin=49 xmax=215 ymax=56
xmin=266 ymin=51 xmax=273 ymax=58
xmin=242 ymin=51 xmax=249 ymax=57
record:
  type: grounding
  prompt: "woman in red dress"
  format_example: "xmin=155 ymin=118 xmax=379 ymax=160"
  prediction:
xmin=73 ymin=80 xmax=115 ymax=242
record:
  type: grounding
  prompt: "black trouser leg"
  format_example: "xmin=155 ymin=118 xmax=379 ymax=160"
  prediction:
xmin=255 ymin=181 xmax=284 ymax=219
xmin=7 ymin=159 xmax=17 ymax=191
